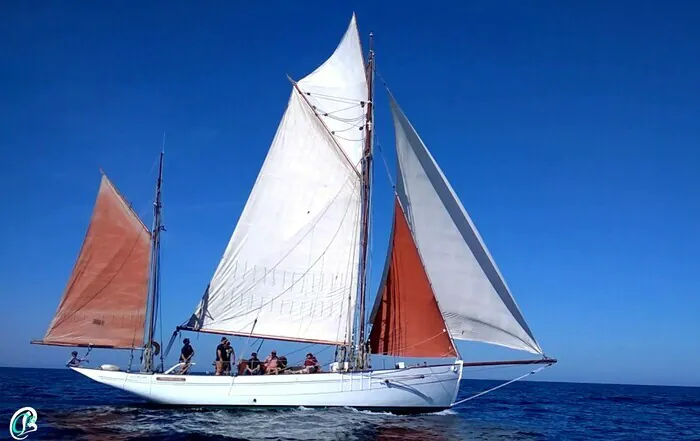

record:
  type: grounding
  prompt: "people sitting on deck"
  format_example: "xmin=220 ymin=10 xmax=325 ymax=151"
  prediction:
xmin=179 ymin=338 xmax=194 ymax=374
xmin=66 ymin=351 xmax=88 ymax=368
xmin=303 ymin=353 xmax=319 ymax=373
xmin=245 ymin=352 xmax=262 ymax=375
xmin=278 ymin=356 xmax=287 ymax=372
xmin=264 ymin=350 xmax=280 ymax=375
xmin=215 ymin=337 xmax=230 ymax=376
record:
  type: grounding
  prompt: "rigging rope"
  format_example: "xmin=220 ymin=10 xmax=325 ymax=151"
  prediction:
xmin=304 ymin=91 xmax=365 ymax=105
xmin=333 ymin=133 xmax=366 ymax=142
xmin=284 ymin=343 xmax=333 ymax=368
xmin=375 ymin=141 xmax=396 ymax=190
xmin=163 ymin=329 xmax=179 ymax=359
xmin=157 ymin=260 xmax=164 ymax=372
xmin=157 ymin=195 xmax=166 ymax=372
xmin=372 ymin=330 xmax=449 ymax=356
xmin=127 ymin=348 xmax=134 ymax=372
xmin=315 ymin=103 xmax=363 ymax=117
xmin=451 ymin=363 xmax=552 ymax=407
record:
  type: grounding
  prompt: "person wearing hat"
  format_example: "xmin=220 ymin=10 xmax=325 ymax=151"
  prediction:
xmin=303 ymin=352 xmax=319 ymax=374
xmin=223 ymin=339 xmax=234 ymax=375
xmin=245 ymin=352 xmax=262 ymax=375
xmin=66 ymin=350 xmax=89 ymax=368
xmin=215 ymin=337 xmax=230 ymax=376
xmin=179 ymin=338 xmax=195 ymax=374
xmin=264 ymin=350 xmax=279 ymax=374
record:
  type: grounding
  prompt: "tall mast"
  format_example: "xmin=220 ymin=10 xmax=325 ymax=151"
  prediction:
xmin=355 ymin=32 xmax=375 ymax=369
xmin=142 ymin=147 xmax=165 ymax=373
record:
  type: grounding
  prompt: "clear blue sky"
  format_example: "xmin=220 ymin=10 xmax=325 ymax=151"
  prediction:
xmin=1 ymin=1 xmax=698 ymax=386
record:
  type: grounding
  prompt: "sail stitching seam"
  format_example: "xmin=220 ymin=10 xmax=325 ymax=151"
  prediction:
xmin=49 ymin=226 xmax=146 ymax=335
xmin=372 ymin=329 xmax=449 ymax=356
xmin=214 ymin=175 xmax=359 ymax=334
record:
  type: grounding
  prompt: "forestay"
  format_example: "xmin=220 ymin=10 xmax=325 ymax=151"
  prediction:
xmin=187 ymin=16 xmax=368 ymax=345
xmin=388 ymin=93 xmax=544 ymax=355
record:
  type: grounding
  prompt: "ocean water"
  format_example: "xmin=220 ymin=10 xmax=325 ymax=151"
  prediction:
xmin=0 ymin=367 xmax=698 ymax=441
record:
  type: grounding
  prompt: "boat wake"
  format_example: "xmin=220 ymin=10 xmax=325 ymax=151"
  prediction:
xmin=41 ymin=403 xmax=467 ymax=441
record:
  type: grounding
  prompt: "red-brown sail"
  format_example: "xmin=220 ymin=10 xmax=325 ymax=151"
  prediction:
xmin=369 ymin=198 xmax=456 ymax=357
xmin=36 ymin=174 xmax=151 ymax=349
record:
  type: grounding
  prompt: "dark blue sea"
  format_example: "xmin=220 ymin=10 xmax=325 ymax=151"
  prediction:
xmin=1 ymin=367 xmax=698 ymax=441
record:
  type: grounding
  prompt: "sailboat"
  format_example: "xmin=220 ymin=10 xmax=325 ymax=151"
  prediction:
xmin=32 ymin=14 xmax=555 ymax=413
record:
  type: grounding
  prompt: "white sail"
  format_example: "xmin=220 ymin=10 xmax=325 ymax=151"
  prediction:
xmin=389 ymin=93 xmax=543 ymax=355
xmin=298 ymin=14 xmax=368 ymax=169
xmin=188 ymin=16 xmax=368 ymax=345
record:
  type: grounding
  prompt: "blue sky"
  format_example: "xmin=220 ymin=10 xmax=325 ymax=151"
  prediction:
xmin=1 ymin=1 xmax=698 ymax=386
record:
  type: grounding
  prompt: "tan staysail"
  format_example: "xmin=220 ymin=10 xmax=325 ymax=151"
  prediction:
xmin=369 ymin=199 xmax=456 ymax=357
xmin=35 ymin=174 xmax=151 ymax=349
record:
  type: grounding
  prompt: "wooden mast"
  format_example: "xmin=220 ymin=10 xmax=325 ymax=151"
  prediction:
xmin=142 ymin=148 xmax=165 ymax=373
xmin=355 ymin=31 xmax=375 ymax=370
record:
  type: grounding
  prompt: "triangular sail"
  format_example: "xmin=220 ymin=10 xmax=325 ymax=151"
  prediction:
xmin=37 ymin=175 xmax=151 ymax=349
xmin=187 ymin=16 xmax=368 ymax=345
xmin=388 ymin=92 xmax=544 ymax=355
xmin=298 ymin=13 xmax=368 ymax=169
xmin=368 ymin=199 xmax=456 ymax=357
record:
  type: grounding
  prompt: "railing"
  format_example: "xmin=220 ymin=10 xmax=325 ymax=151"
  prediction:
xmin=163 ymin=362 xmax=196 ymax=375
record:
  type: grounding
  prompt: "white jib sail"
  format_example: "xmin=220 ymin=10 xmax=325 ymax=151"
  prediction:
xmin=389 ymin=93 xmax=544 ymax=355
xmin=189 ymin=16 xmax=368 ymax=345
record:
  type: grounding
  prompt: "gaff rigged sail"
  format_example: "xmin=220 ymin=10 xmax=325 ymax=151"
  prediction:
xmin=186 ymin=15 xmax=369 ymax=345
xmin=35 ymin=175 xmax=151 ymax=349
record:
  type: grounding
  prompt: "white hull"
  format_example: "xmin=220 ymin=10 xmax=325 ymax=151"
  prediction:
xmin=72 ymin=361 xmax=463 ymax=413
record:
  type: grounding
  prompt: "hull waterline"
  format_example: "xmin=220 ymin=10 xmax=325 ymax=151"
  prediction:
xmin=71 ymin=360 xmax=463 ymax=413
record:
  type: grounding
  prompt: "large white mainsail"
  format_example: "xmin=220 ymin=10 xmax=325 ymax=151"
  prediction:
xmin=187 ymin=16 xmax=368 ymax=345
xmin=388 ymin=92 xmax=543 ymax=355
